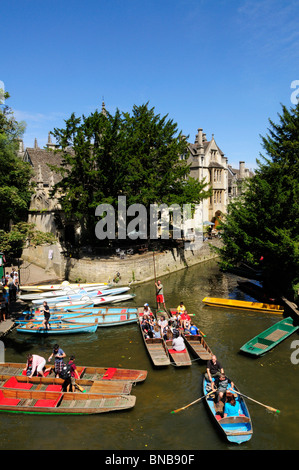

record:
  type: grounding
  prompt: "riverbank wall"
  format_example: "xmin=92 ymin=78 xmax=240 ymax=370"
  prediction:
xmin=21 ymin=239 xmax=221 ymax=285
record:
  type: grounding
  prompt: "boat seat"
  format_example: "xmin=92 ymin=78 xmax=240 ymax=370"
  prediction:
xmin=102 ymin=368 xmax=117 ymax=380
xmin=3 ymin=376 xmax=33 ymax=390
xmin=34 ymin=393 xmax=63 ymax=408
xmin=0 ymin=390 xmax=20 ymax=406
xmin=45 ymin=385 xmax=63 ymax=392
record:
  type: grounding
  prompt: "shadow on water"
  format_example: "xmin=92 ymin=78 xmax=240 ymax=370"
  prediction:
xmin=1 ymin=259 xmax=298 ymax=450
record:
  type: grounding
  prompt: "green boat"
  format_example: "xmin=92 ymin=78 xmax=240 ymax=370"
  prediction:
xmin=240 ymin=317 xmax=299 ymax=356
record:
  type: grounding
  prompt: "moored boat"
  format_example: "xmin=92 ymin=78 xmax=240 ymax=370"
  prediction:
xmin=19 ymin=281 xmax=109 ymax=292
xmin=16 ymin=319 xmax=99 ymax=335
xmin=31 ymin=287 xmax=130 ymax=305
xmin=0 ymin=362 xmax=148 ymax=383
xmin=0 ymin=388 xmax=136 ymax=415
xmin=137 ymin=308 xmax=171 ymax=367
xmin=62 ymin=307 xmax=138 ymax=327
xmin=202 ymin=297 xmax=284 ymax=314
xmin=203 ymin=376 xmax=253 ymax=444
xmin=182 ymin=333 xmax=213 ymax=361
xmin=240 ymin=316 xmax=299 ymax=356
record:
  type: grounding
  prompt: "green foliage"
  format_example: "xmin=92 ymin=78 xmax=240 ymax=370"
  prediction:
xmin=0 ymin=222 xmax=57 ymax=257
xmin=217 ymin=102 xmax=299 ymax=295
xmin=50 ymin=103 xmax=211 ymax=243
xmin=0 ymin=94 xmax=33 ymax=230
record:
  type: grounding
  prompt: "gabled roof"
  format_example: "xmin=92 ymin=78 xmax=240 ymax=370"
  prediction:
xmin=24 ymin=148 xmax=65 ymax=186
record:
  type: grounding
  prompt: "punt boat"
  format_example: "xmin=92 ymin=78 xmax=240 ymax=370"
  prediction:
xmin=203 ymin=376 xmax=253 ymax=444
xmin=137 ymin=308 xmax=171 ymax=367
xmin=0 ymin=363 xmax=148 ymax=383
xmin=16 ymin=319 xmax=99 ymax=335
xmin=31 ymin=287 xmax=130 ymax=305
xmin=240 ymin=316 xmax=299 ymax=356
xmin=202 ymin=297 xmax=284 ymax=314
xmin=0 ymin=374 xmax=133 ymax=395
xmin=62 ymin=308 xmax=138 ymax=327
xmin=0 ymin=389 xmax=136 ymax=415
xmin=182 ymin=333 xmax=213 ymax=361
xmin=19 ymin=281 xmax=109 ymax=293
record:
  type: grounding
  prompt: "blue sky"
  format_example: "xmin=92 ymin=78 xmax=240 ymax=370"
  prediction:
xmin=2 ymin=0 xmax=299 ymax=170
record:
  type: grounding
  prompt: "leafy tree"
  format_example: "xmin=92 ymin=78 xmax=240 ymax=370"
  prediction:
xmin=0 ymin=222 xmax=56 ymax=258
xmin=0 ymin=92 xmax=33 ymax=230
xmin=217 ymin=102 xmax=299 ymax=297
xmin=50 ymin=103 xmax=211 ymax=244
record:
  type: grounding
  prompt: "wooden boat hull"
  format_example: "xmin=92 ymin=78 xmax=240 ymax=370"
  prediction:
xmin=0 ymin=388 xmax=136 ymax=415
xmin=0 ymin=363 xmax=148 ymax=383
xmin=137 ymin=309 xmax=170 ymax=366
xmin=183 ymin=334 xmax=213 ymax=361
xmin=240 ymin=316 xmax=299 ymax=356
xmin=203 ymin=377 xmax=253 ymax=444
xmin=202 ymin=297 xmax=284 ymax=314
xmin=165 ymin=339 xmax=192 ymax=366
xmin=0 ymin=374 xmax=133 ymax=395
xmin=16 ymin=320 xmax=98 ymax=335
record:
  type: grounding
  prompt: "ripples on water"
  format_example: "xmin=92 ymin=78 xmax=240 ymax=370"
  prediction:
xmin=1 ymin=259 xmax=299 ymax=450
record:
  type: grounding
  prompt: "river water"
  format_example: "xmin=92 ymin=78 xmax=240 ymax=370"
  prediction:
xmin=1 ymin=259 xmax=298 ymax=451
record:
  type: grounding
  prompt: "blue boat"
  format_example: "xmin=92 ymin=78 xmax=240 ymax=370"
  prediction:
xmin=61 ymin=307 xmax=138 ymax=327
xmin=16 ymin=319 xmax=99 ymax=335
xmin=203 ymin=377 xmax=253 ymax=444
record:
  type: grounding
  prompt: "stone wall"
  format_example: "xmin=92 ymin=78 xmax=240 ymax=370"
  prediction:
xmin=21 ymin=240 xmax=221 ymax=285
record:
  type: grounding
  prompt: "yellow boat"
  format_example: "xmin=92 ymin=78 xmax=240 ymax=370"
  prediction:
xmin=202 ymin=297 xmax=284 ymax=314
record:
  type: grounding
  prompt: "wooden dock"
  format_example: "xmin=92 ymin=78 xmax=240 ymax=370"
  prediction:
xmin=0 ymin=320 xmax=15 ymax=338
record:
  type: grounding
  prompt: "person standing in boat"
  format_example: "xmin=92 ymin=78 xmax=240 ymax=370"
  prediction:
xmin=48 ymin=343 xmax=66 ymax=378
xmin=155 ymin=280 xmax=166 ymax=310
xmin=41 ymin=301 xmax=50 ymax=330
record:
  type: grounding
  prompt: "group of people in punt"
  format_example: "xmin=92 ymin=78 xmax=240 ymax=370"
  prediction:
xmin=205 ymin=354 xmax=241 ymax=418
xmin=140 ymin=298 xmax=201 ymax=352
xmin=23 ymin=343 xmax=80 ymax=392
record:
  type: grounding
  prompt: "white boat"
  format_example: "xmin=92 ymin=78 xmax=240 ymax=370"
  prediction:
xmin=31 ymin=287 xmax=130 ymax=305
xmin=49 ymin=293 xmax=135 ymax=310
xmin=19 ymin=281 xmax=109 ymax=293
xmin=19 ymin=285 xmax=113 ymax=302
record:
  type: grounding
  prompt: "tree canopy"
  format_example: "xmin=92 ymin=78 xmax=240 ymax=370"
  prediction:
xmin=51 ymin=103 xmax=211 ymax=244
xmin=217 ymin=102 xmax=299 ymax=297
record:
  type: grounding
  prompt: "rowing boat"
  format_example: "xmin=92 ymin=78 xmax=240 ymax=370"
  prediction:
xmin=202 ymin=297 xmax=284 ymax=314
xmin=16 ymin=320 xmax=99 ymax=335
xmin=137 ymin=308 xmax=171 ymax=367
xmin=202 ymin=376 xmax=253 ymax=444
xmin=0 ymin=362 xmax=148 ymax=383
xmin=19 ymin=281 xmax=109 ymax=293
xmin=182 ymin=334 xmax=213 ymax=361
xmin=31 ymin=287 xmax=130 ymax=305
xmin=62 ymin=308 xmax=138 ymax=327
xmin=0 ymin=388 xmax=136 ymax=415
xmin=19 ymin=285 xmax=113 ymax=301
xmin=0 ymin=374 xmax=133 ymax=395
xmin=240 ymin=316 xmax=299 ymax=356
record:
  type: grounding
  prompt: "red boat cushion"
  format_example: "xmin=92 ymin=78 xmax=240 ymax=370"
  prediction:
xmin=0 ymin=390 xmax=20 ymax=406
xmin=120 ymin=309 xmax=127 ymax=313
xmin=45 ymin=385 xmax=62 ymax=392
xmin=34 ymin=394 xmax=62 ymax=408
xmin=102 ymin=367 xmax=117 ymax=379
xmin=120 ymin=315 xmax=127 ymax=320
xmin=4 ymin=376 xmax=32 ymax=390
xmin=168 ymin=349 xmax=187 ymax=354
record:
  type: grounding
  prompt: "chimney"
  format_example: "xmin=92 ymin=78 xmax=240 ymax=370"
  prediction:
xmin=239 ymin=161 xmax=245 ymax=179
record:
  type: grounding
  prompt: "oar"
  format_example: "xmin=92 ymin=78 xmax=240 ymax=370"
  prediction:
xmin=74 ymin=382 xmax=86 ymax=393
xmin=171 ymin=389 xmax=216 ymax=414
xmin=233 ymin=389 xmax=280 ymax=414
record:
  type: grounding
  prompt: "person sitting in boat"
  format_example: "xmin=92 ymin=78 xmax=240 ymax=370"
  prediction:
xmin=24 ymin=354 xmax=46 ymax=378
xmin=205 ymin=355 xmax=224 ymax=386
xmin=189 ymin=322 xmax=199 ymax=335
xmin=158 ymin=315 xmax=168 ymax=338
xmin=172 ymin=331 xmax=186 ymax=352
xmin=176 ymin=302 xmax=186 ymax=315
xmin=153 ymin=324 xmax=162 ymax=338
xmin=143 ymin=303 xmax=153 ymax=316
xmin=223 ymin=393 xmax=241 ymax=418
xmin=215 ymin=374 xmax=235 ymax=403
xmin=179 ymin=310 xmax=191 ymax=330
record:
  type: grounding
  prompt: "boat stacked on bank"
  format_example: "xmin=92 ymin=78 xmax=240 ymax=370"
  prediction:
xmin=0 ymin=362 xmax=148 ymax=415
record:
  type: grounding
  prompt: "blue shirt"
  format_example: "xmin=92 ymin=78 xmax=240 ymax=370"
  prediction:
xmin=224 ymin=401 xmax=240 ymax=417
